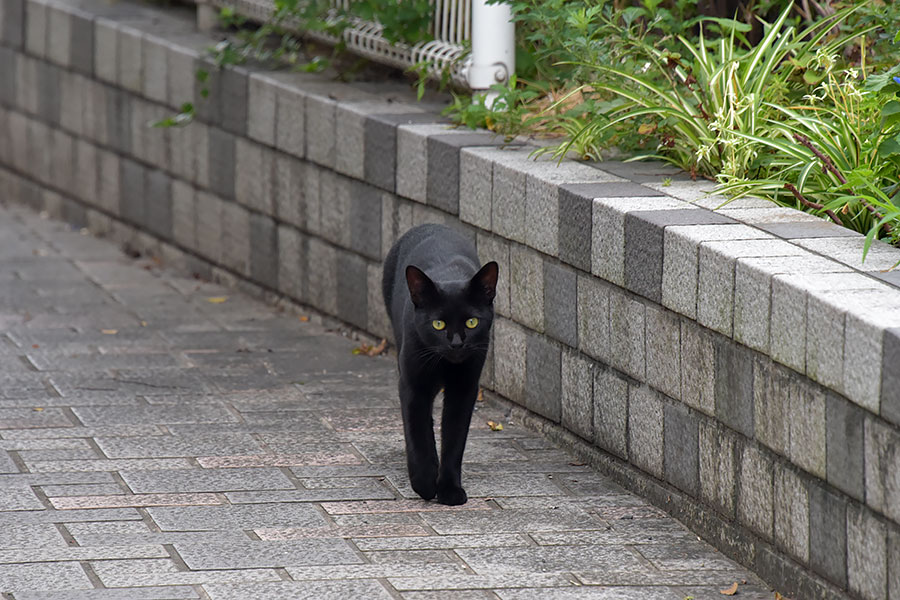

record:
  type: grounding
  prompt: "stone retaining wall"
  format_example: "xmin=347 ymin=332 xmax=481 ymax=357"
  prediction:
xmin=1 ymin=1 xmax=899 ymax=598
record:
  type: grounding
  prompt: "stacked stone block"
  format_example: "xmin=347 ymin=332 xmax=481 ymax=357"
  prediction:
xmin=2 ymin=1 xmax=900 ymax=598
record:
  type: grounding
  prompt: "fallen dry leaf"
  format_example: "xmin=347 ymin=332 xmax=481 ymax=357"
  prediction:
xmin=101 ymin=329 xmax=118 ymax=335
xmin=207 ymin=296 xmax=228 ymax=304
xmin=31 ymin=344 xmax=39 ymax=349
xmin=140 ymin=321 xmax=148 ymax=327
xmin=299 ymin=315 xmax=310 ymax=322
xmin=487 ymin=421 xmax=503 ymax=431
xmin=477 ymin=388 xmax=484 ymax=402
xmin=720 ymin=582 xmax=738 ymax=596
xmin=352 ymin=339 xmax=388 ymax=357
xmin=32 ymin=407 xmax=44 ymax=412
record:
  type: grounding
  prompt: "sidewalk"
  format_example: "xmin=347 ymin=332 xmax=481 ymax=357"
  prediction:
xmin=0 ymin=203 xmax=773 ymax=599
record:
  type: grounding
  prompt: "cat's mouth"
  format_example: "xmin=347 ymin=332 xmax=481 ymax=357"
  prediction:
xmin=443 ymin=348 xmax=469 ymax=363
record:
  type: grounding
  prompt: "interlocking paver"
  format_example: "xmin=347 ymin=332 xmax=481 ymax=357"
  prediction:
xmin=0 ymin=204 xmax=767 ymax=598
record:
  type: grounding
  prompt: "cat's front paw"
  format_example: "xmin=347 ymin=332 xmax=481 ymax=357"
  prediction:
xmin=436 ymin=484 xmax=467 ymax=506
xmin=409 ymin=473 xmax=437 ymax=500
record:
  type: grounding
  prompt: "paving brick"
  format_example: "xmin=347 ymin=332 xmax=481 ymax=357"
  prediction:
xmin=140 ymin=33 xmax=168 ymax=104
xmin=45 ymin=2 xmax=72 ymax=68
xmin=510 ymin=244 xmax=544 ymax=332
xmin=628 ymin=385 xmax=664 ymax=478
xmin=349 ymin=180 xmax=383 ymax=261
xmin=576 ymin=274 xmax=609 ymax=363
xmin=822 ymin=391 xmax=865 ymax=502
xmin=118 ymin=158 xmax=146 ymax=226
xmin=664 ymin=401 xmax=698 ymax=495
xmin=645 ymin=304 xmax=680 ymax=401
xmin=593 ymin=196 xmax=685 ymax=287
xmin=145 ymin=168 xmax=173 ymax=240
xmin=883 ymin=328 xmax=900 ymax=426
xmin=788 ymin=381 xmax=826 ymax=479
xmin=246 ymin=72 xmax=276 ymax=146
xmin=773 ymin=464 xmax=809 ymax=563
xmin=195 ymin=190 xmax=223 ymax=262
xmin=608 ymin=289 xmax=644 ymax=380
xmin=204 ymin=580 xmax=393 ymax=600
xmin=25 ymin=0 xmax=47 ymax=58
xmin=751 ymin=358 xmax=791 ymax=457
xmin=336 ymin=251 xmax=368 ymax=330
xmin=543 ymin=261 xmax=577 ymax=347
xmin=0 ymin=562 xmax=93 ymax=593
xmin=306 ymin=237 xmax=338 ymax=315
xmin=808 ymin=482 xmax=847 ymax=588
xmin=305 ymin=93 xmax=336 ymax=168
xmin=796 ymin=236 xmax=900 ymax=273
xmin=713 ymin=337 xmax=754 ymax=438
xmin=277 ymin=223 xmax=306 ymax=302
xmin=365 ymin=112 xmax=441 ymax=193
xmin=737 ymin=444 xmax=773 ymax=540
xmin=560 ymin=350 xmax=593 ymax=441
xmin=272 ymin=153 xmax=305 ymax=230
xmin=175 ymin=539 xmax=362 ymax=570
xmin=526 ymin=334 xmax=562 ymax=422
xmin=491 ymin=149 xmax=530 ymax=243
xmin=698 ymin=420 xmax=736 ymax=517
xmin=493 ymin=318 xmax=527 ymax=404
xmin=889 ymin=528 xmax=900 ymax=600
xmin=430 ymin=133 xmax=517 ymax=216
xmin=36 ymin=60 xmax=61 ymax=126
xmin=13 ymin=588 xmax=200 ymax=600
xmin=116 ymin=24 xmax=143 ymax=93
xmin=0 ymin=0 xmax=24 ymax=48
xmin=758 ymin=220 xmax=863 ymax=240
xmin=847 ymin=504 xmax=888 ymax=600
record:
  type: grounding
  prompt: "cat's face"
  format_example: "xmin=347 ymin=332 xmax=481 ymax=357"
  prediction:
xmin=406 ymin=262 xmax=498 ymax=365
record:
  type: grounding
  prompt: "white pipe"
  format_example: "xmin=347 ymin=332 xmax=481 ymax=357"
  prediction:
xmin=467 ymin=0 xmax=515 ymax=102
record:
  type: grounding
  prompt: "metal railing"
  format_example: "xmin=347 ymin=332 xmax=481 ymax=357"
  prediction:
xmin=198 ymin=0 xmax=514 ymax=92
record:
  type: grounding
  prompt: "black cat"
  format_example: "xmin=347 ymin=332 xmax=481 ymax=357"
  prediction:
xmin=382 ymin=224 xmax=498 ymax=505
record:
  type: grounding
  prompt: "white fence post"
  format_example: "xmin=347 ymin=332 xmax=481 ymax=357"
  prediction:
xmin=467 ymin=0 xmax=515 ymax=106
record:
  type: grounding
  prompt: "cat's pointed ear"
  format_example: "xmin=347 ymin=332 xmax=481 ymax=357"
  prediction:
xmin=406 ymin=265 xmax=439 ymax=308
xmin=468 ymin=261 xmax=498 ymax=304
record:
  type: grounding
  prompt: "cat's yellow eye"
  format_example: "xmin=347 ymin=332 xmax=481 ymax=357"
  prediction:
xmin=465 ymin=317 xmax=479 ymax=329
xmin=432 ymin=320 xmax=446 ymax=331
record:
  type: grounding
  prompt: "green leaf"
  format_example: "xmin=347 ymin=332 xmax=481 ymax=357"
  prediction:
xmin=877 ymin=135 xmax=900 ymax=159
xmin=683 ymin=16 xmax=752 ymax=33
xmin=882 ymin=101 xmax=900 ymax=129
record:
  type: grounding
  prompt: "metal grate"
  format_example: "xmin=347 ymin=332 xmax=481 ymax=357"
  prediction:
xmin=202 ymin=0 xmax=473 ymax=86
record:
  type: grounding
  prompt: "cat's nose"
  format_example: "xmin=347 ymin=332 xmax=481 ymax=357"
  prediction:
xmin=449 ymin=334 xmax=463 ymax=349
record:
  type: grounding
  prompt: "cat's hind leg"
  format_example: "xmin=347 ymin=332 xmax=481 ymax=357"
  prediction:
xmin=399 ymin=377 xmax=440 ymax=501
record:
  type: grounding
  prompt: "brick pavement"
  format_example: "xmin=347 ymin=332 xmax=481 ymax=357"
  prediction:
xmin=0 ymin=204 xmax=774 ymax=599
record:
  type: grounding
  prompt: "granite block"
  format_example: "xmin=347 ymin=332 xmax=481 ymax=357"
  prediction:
xmin=105 ymin=86 xmax=133 ymax=155
xmin=50 ymin=128 xmax=74 ymax=192
xmin=608 ymin=289 xmax=645 ymax=381
xmin=594 ymin=160 xmax=684 ymax=184
xmin=305 ymin=93 xmax=336 ymax=168
xmin=645 ymin=304 xmax=680 ymax=401
xmin=195 ymin=190 xmax=223 ymax=262
xmin=576 ymin=274 xmax=609 ymax=363
xmin=0 ymin=48 xmax=15 ymax=107
xmin=698 ymin=420 xmax=736 ymax=517
xmin=560 ymin=350 xmax=593 ymax=441
xmin=208 ymin=127 xmax=235 ymax=200
xmin=118 ymin=158 xmax=146 ymax=226
xmin=26 ymin=118 xmax=52 ymax=184
xmin=59 ymin=70 xmax=85 ymax=137
xmin=796 ymin=236 xmax=900 ymax=273
xmin=130 ymin=99 xmax=168 ymax=168
xmin=510 ymin=244 xmax=544 ymax=332
xmin=593 ymin=196 xmax=686 ymax=287
xmin=365 ymin=112 xmax=442 ymax=193
xmin=82 ymin=78 xmax=108 ymax=144
xmin=73 ymin=139 xmax=98 ymax=206
xmin=144 ymin=168 xmax=173 ymax=240
xmin=865 ymin=417 xmax=900 ymax=523
xmin=889 ymin=528 xmax=900 ymax=600
xmin=808 ymin=482 xmax=847 ymax=588
xmin=25 ymin=0 xmax=47 ymax=58
xmin=250 ymin=213 xmax=279 ymax=290
xmin=786 ymin=379 xmax=826 ymax=478
xmin=320 ymin=173 xmax=352 ymax=248
xmin=773 ymin=464 xmax=809 ymax=564
xmin=526 ymin=334 xmax=562 ymax=422
xmin=306 ymin=238 xmax=338 ymax=315
xmin=883 ymin=328 xmax=900 ymax=426
xmin=45 ymin=2 xmax=71 ymax=67
xmin=713 ymin=337 xmax=754 ymax=438
xmin=847 ymin=504 xmax=888 ymax=600
xmin=0 ymin=0 xmax=24 ymax=48
xmin=430 ymin=133 xmax=516 ymax=216
xmin=171 ymin=178 xmax=196 ymax=250
xmin=273 ymin=81 xmax=305 ymax=158
xmin=557 ymin=184 xmax=595 ymax=272
xmin=15 ymin=53 xmax=38 ymax=116
xmin=349 ymin=180 xmax=383 ymax=261
xmin=247 ymin=72 xmax=276 ymax=146
xmin=69 ymin=8 xmax=93 ymax=75
xmin=141 ymin=33 xmax=168 ymax=104
xmin=117 ymin=24 xmax=143 ymax=93
xmin=234 ymin=138 xmax=274 ymax=214
xmin=334 ymin=101 xmax=405 ymax=180
xmin=166 ymin=39 xmax=200 ymax=110
xmin=219 ymin=65 xmax=248 ymax=136
xmin=737 ymin=444 xmax=773 ymax=540
xmin=92 ymin=17 xmax=117 ymax=84
xmin=477 ymin=233 xmax=511 ymax=318
xmin=193 ymin=57 xmax=221 ymax=125
xmin=841 ymin=289 xmax=900 ymax=412
xmin=336 ymin=251 xmax=368 ymax=330
xmin=367 ymin=261 xmax=391 ymax=340
xmin=396 ymin=123 xmax=455 ymax=203
xmin=36 ymin=60 xmax=61 ymax=125
xmin=96 ymin=148 xmax=120 ymax=215
xmin=628 ymin=385 xmax=664 ymax=478
xmin=459 ymin=147 xmax=494 ymax=229
xmin=221 ymin=201 xmax=251 ymax=276
xmin=277 ymin=224 xmax=306 ymax=302
xmin=491 ymin=150 xmax=529 ymax=243
xmin=752 ymin=358 xmax=791 ymax=456
xmin=543 ymin=261 xmax=577 ymax=347
xmin=664 ymin=401 xmax=698 ymax=495
xmin=825 ymin=392 xmax=865 ymax=502
xmin=493 ymin=318 xmax=527 ymax=405
xmin=272 ymin=153 xmax=305 ymax=230
xmin=759 ymin=220 xmax=864 ymax=239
